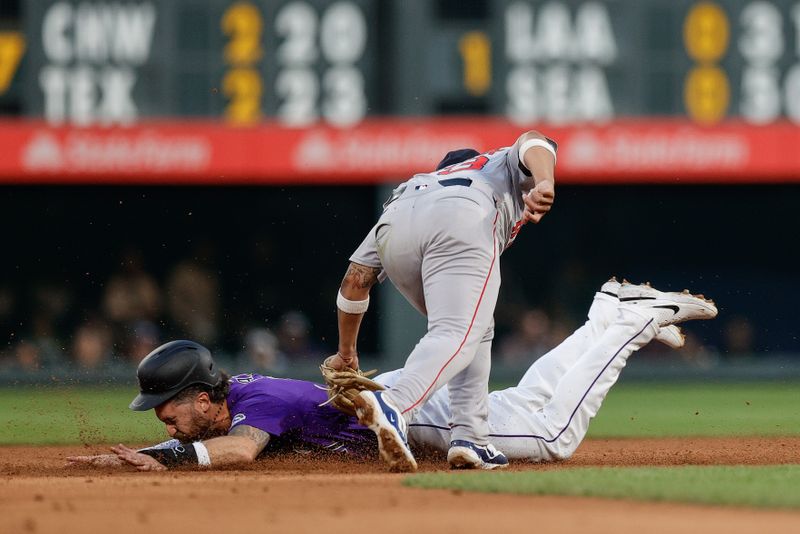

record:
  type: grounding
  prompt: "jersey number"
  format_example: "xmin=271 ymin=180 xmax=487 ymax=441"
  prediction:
xmin=437 ymin=155 xmax=490 ymax=175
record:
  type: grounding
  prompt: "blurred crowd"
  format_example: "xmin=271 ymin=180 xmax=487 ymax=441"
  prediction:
xmin=494 ymin=305 xmax=757 ymax=370
xmin=0 ymin=246 xmax=327 ymax=376
xmin=495 ymin=305 xmax=733 ymax=369
xmin=0 ymin=246 xmax=759 ymax=376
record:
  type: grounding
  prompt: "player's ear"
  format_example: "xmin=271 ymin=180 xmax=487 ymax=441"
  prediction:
xmin=195 ymin=391 xmax=211 ymax=412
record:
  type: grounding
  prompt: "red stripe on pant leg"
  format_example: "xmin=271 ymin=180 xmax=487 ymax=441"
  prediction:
xmin=401 ymin=211 xmax=499 ymax=415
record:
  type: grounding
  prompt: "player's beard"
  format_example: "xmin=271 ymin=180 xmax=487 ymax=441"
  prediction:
xmin=174 ymin=406 xmax=225 ymax=442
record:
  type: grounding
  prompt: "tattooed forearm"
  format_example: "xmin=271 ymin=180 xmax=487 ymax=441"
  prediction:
xmin=228 ymin=424 xmax=271 ymax=451
xmin=342 ymin=262 xmax=381 ymax=290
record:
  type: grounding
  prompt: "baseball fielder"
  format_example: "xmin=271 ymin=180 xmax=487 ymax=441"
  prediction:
xmin=330 ymin=132 xmax=559 ymax=472
xmin=67 ymin=280 xmax=716 ymax=472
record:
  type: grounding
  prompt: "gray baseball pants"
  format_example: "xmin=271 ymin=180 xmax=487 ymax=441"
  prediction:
xmin=352 ymin=183 xmax=501 ymax=445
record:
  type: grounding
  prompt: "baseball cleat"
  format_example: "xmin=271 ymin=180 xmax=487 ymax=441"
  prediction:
xmin=618 ymin=282 xmax=718 ymax=327
xmin=353 ymin=390 xmax=417 ymax=473
xmin=598 ymin=278 xmax=686 ymax=349
xmin=448 ymin=440 xmax=509 ymax=470
xmin=657 ymin=325 xmax=685 ymax=349
xmin=599 ymin=276 xmax=621 ymax=298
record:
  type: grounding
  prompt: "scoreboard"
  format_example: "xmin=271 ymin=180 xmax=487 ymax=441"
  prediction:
xmin=6 ymin=0 xmax=800 ymax=125
xmin=0 ymin=0 xmax=799 ymax=183
xmin=13 ymin=0 xmax=380 ymax=126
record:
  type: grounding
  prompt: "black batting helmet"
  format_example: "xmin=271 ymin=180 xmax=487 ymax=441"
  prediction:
xmin=129 ymin=340 xmax=222 ymax=411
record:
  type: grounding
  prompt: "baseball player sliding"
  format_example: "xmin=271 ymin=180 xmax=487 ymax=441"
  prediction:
xmin=67 ymin=280 xmax=716 ymax=472
xmin=329 ymin=132 xmax=559 ymax=472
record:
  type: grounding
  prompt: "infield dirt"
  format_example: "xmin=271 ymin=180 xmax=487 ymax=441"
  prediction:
xmin=2 ymin=437 xmax=799 ymax=534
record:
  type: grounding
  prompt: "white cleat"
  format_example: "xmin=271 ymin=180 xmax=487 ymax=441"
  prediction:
xmin=599 ymin=277 xmax=687 ymax=348
xmin=599 ymin=276 xmax=622 ymax=297
xmin=618 ymin=282 xmax=718 ymax=327
xmin=656 ymin=325 xmax=685 ymax=349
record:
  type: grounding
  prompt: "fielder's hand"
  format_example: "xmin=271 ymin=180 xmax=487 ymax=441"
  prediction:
xmin=326 ymin=351 xmax=359 ymax=371
xmin=522 ymin=180 xmax=555 ymax=224
xmin=111 ymin=444 xmax=167 ymax=471
xmin=319 ymin=355 xmax=384 ymax=417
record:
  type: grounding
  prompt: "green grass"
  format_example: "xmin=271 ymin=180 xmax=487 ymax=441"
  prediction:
xmin=405 ymin=465 xmax=800 ymax=509
xmin=0 ymin=381 xmax=798 ymax=445
xmin=585 ymin=382 xmax=800 ymax=437
xmin=403 ymin=382 xmax=800 ymax=509
xmin=0 ymin=386 xmax=165 ymax=445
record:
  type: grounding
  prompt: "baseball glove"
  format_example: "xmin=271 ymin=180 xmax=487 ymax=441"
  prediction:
xmin=319 ymin=355 xmax=385 ymax=417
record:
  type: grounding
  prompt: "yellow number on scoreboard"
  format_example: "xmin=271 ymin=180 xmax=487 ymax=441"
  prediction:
xmin=0 ymin=32 xmax=25 ymax=94
xmin=223 ymin=68 xmax=262 ymax=125
xmin=684 ymin=2 xmax=730 ymax=123
xmin=222 ymin=2 xmax=263 ymax=66
xmin=684 ymin=2 xmax=730 ymax=63
xmin=684 ymin=65 xmax=730 ymax=124
xmin=222 ymin=2 xmax=263 ymax=125
xmin=459 ymin=31 xmax=491 ymax=97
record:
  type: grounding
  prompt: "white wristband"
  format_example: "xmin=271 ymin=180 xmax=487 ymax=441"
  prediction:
xmin=337 ymin=290 xmax=370 ymax=314
xmin=193 ymin=442 xmax=211 ymax=467
xmin=519 ymin=138 xmax=557 ymax=166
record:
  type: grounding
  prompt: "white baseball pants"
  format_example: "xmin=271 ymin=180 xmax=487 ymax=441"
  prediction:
xmin=377 ymin=291 xmax=659 ymax=461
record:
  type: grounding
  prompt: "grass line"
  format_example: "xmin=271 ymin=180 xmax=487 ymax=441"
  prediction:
xmin=405 ymin=465 xmax=800 ymax=509
xmin=1 ymin=382 xmax=799 ymax=444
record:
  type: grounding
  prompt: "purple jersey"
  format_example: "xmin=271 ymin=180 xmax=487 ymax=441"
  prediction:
xmin=226 ymin=373 xmax=375 ymax=456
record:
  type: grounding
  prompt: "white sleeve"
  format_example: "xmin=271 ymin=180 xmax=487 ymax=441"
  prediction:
xmin=349 ymin=224 xmax=387 ymax=283
xmin=518 ymin=138 xmax=557 ymax=166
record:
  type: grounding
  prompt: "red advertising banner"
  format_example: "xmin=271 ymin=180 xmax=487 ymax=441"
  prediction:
xmin=1 ymin=118 xmax=799 ymax=184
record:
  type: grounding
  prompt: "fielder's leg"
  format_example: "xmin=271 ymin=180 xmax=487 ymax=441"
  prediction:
xmin=446 ymin=333 xmax=511 ymax=469
xmin=378 ymin=190 xmax=500 ymax=432
xmin=355 ymin=188 xmax=500 ymax=471
xmin=447 ymin=334 xmax=492 ymax=443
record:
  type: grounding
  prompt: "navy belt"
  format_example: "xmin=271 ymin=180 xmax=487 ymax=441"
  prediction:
xmin=438 ymin=178 xmax=472 ymax=187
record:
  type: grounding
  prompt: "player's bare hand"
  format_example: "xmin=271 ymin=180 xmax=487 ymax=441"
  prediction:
xmin=111 ymin=444 xmax=167 ymax=471
xmin=327 ymin=352 xmax=359 ymax=371
xmin=65 ymin=454 xmax=124 ymax=468
xmin=522 ymin=181 xmax=555 ymax=224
